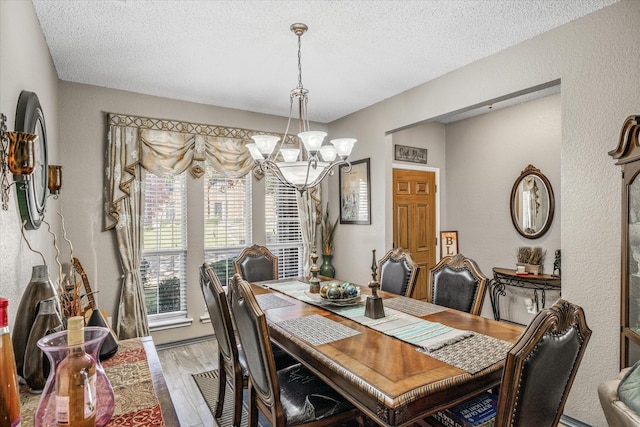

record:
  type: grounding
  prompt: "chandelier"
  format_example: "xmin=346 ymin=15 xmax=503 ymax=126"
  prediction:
xmin=247 ymin=23 xmax=356 ymax=194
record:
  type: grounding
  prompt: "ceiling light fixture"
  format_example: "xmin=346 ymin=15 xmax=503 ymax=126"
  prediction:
xmin=247 ymin=23 xmax=356 ymax=195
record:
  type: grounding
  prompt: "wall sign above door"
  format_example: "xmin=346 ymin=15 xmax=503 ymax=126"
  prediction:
xmin=394 ymin=144 xmax=427 ymax=164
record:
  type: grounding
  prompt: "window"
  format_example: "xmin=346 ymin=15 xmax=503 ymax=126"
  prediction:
xmin=141 ymin=172 xmax=187 ymax=320
xmin=204 ymin=164 xmax=252 ymax=285
xmin=265 ymin=173 xmax=303 ymax=278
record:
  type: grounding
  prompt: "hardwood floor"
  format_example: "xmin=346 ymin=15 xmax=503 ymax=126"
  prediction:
xmin=157 ymin=338 xmax=220 ymax=427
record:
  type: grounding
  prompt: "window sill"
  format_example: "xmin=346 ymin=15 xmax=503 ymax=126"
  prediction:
xmin=148 ymin=316 xmax=193 ymax=332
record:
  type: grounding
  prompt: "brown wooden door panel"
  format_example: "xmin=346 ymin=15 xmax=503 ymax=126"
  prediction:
xmin=395 ymin=204 xmax=411 ymax=250
xmin=393 ymin=169 xmax=436 ymax=300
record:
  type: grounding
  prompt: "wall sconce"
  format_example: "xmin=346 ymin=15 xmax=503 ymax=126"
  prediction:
xmin=48 ymin=165 xmax=62 ymax=197
xmin=1 ymin=113 xmax=37 ymax=210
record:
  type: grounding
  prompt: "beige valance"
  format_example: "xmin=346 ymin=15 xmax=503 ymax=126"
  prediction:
xmin=105 ymin=113 xmax=292 ymax=231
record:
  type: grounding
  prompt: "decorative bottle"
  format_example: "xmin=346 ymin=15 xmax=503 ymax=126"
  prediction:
xmin=53 ymin=316 xmax=96 ymax=427
xmin=12 ymin=265 xmax=59 ymax=377
xmin=24 ymin=297 xmax=63 ymax=392
xmin=0 ymin=297 xmax=22 ymax=427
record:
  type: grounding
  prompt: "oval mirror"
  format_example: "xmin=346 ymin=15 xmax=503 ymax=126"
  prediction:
xmin=510 ymin=164 xmax=555 ymax=239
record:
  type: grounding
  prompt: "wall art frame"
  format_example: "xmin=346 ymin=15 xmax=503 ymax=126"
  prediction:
xmin=440 ymin=230 xmax=459 ymax=258
xmin=339 ymin=158 xmax=371 ymax=225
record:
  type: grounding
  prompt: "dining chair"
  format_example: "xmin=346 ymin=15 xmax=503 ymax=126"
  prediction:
xmin=377 ymin=247 xmax=419 ymax=297
xmin=200 ymin=265 xmax=296 ymax=426
xmin=228 ymin=274 xmax=361 ymax=427
xmin=429 ymin=298 xmax=592 ymax=427
xmin=234 ymin=244 xmax=279 ymax=282
xmin=200 ymin=264 xmax=247 ymax=427
xmin=427 ymin=253 xmax=488 ymax=315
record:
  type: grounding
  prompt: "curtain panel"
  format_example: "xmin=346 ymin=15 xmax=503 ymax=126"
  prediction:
xmin=104 ymin=113 xmax=316 ymax=339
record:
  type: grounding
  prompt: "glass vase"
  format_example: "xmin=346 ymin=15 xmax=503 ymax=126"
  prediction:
xmin=35 ymin=327 xmax=115 ymax=427
xmin=319 ymin=254 xmax=336 ymax=278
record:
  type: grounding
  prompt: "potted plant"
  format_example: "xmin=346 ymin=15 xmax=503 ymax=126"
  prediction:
xmin=319 ymin=205 xmax=339 ymax=277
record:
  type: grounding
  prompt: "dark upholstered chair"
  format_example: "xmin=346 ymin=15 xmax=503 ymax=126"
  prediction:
xmin=427 ymin=253 xmax=488 ymax=315
xmin=234 ymin=244 xmax=278 ymax=282
xmin=376 ymin=247 xmax=419 ymax=297
xmin=430 ymin=299 xmax=591 ymax=427
xmin=228 ymin=274 xmax=361 ymax=427
xmin=200 ymin=264 xmax=246 ymax=427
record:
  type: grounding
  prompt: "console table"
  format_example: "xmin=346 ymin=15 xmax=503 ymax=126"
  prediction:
xmin=490 ymin=267 xmax=561 ymax=322
xmin=19 ymin=336 xmax=178 ymax=426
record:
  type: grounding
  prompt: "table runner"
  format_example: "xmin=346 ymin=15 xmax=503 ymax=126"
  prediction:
xmin=256 ymin=293 xmax=294 ymax=310
xmin=382 ymin=296 xmax=447 ymax=317
xmin=265 ymin=280 xmax=512 ymax=374
xmin=19 ymin=337 xmax=166 ymax=426
xmin=276 ymin=314 xmax=361 ymax=345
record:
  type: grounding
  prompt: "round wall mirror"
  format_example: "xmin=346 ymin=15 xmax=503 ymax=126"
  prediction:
xmin=15 ymin=91 xmax=48 ymax=230
xmin=510 ymin=164 xmax=554 ymax=239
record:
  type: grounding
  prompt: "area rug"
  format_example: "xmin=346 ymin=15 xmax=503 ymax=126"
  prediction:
xmin=192 ymin=370 xmax=268 ymax=427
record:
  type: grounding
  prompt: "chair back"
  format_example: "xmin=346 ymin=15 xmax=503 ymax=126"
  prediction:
xmin=199 ymin=264 xmax=240 ymax=377
xmin=496 ymin=299 xmax=591 ymax=427
xmin=228 ymin=274 xmax=283 ymax=423
xmin=427 ymin=253 xmax=488 ymax=315
xmin=377 ymin=247 xmax=419 ymax=297
xmin=234 ymin=244 xmax=279 ymax=282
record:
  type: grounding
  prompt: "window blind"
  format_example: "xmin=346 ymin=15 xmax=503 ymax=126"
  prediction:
xmin=265 ymin=172 xmax=303 ymax=278
xmin=204 ymin=165 xmax=252 ymax=285
xmin=141 ymin=171 xmax=187 ymax=317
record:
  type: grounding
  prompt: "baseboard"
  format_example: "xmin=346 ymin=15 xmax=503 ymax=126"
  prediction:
xmin=155 ymin=334 xmax=214 ymax=351
xmin=561 ymin=414 xmax=592 ymax=427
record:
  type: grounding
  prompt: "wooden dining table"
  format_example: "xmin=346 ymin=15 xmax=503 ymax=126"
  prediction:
xmin=251 ymin=278 xmax=523 ymax=427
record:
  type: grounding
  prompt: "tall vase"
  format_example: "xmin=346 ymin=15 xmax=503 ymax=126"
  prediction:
xmin=12 ymin=265 xmax=59 ymax=377
xmin=35 ymin=327 xmax=115 ymax=427
xmin=23 ymin=297 xmax=63 ymax=392
xmin=319 ymin=254 xmax=336 ymax=278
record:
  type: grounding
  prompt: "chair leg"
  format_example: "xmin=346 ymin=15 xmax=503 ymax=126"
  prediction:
xmin=216 ymin=361 xmax=226 ymax=418
xmin=248 ymin=385 xmax=259 ymax=427
xmin=232 ymin=372 xmax=243 ymax=427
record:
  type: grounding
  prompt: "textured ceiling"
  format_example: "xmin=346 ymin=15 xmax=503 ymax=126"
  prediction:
xmin=31 ymin=0 xmax=617 ymax=123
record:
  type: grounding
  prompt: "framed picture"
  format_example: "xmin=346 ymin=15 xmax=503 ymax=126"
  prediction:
xmin=440 ymin=231 xmax=458 ymax=258
xmin=339 ymin=158 xmax=371 ymax=225
xmin=394 ymin=144 xmax=428 ymax=164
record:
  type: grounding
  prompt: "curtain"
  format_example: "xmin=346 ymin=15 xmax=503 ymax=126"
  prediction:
xmin=297 ymin=186 xmax=322 ymax=276
xmin=105 ymin=113 xmax=290 ymax=338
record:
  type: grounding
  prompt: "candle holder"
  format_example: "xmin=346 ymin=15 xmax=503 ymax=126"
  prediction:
xmin=365 ymin=249 xmax=385 ymax=319
xmin=309 ymin=251 xmax=321 ymax=293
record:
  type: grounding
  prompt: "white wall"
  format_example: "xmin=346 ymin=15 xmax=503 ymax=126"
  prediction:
xmin=445 ymin=94 xmax=561 ymax=324
xmin=328 ymin=2 xmax=640 ymax=424
xmin=0 ymin=1 xmax=61 ymax=328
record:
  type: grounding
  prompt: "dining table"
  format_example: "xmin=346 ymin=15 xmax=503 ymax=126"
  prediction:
xmin=251 ymin=278 xmax=523 ymax=427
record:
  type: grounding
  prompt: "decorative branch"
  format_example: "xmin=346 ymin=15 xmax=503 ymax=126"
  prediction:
xmin=58 ymin=212 xmax=74 ymax=259
xmin=20 ymin=220 xmax=46 ymax=265
xmin=43 ymin=219 xmax=64 ymax=296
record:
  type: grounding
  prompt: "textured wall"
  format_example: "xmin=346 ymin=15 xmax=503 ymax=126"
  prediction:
xmin=0 ymin=1 xmax=61 ymax=328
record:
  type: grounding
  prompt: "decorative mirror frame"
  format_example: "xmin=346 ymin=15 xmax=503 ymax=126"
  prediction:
xmin=15 ymin=91 xmax=48 ymax=230
xmin=510 ymin=164 xmax=555 ymax=239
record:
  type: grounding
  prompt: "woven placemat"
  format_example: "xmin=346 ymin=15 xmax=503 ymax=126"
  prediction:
xmin=255 ymin=293 xmax=294 ymax=310
xmin=276 ymin=314 xmax=361 ymax=346
xmin=419 ymin=334 xmax=513 ymax=374
xmin=383 ymin=297 xmax=447 ymax=317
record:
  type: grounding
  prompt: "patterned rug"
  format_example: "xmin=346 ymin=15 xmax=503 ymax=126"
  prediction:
xmin=192 ymin=370 xmax=269 ymax=427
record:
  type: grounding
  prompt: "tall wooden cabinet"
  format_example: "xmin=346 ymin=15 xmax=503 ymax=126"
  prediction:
xmin=610 ymin=115 xmax=640 ymax=368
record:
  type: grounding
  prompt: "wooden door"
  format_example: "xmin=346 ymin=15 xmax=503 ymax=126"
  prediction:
xmin=393 ymin=169 xmax=436 ymax=300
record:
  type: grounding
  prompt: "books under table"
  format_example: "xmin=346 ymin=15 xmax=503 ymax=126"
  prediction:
xmin=432 ymin=391 xmax=497 ymax=427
